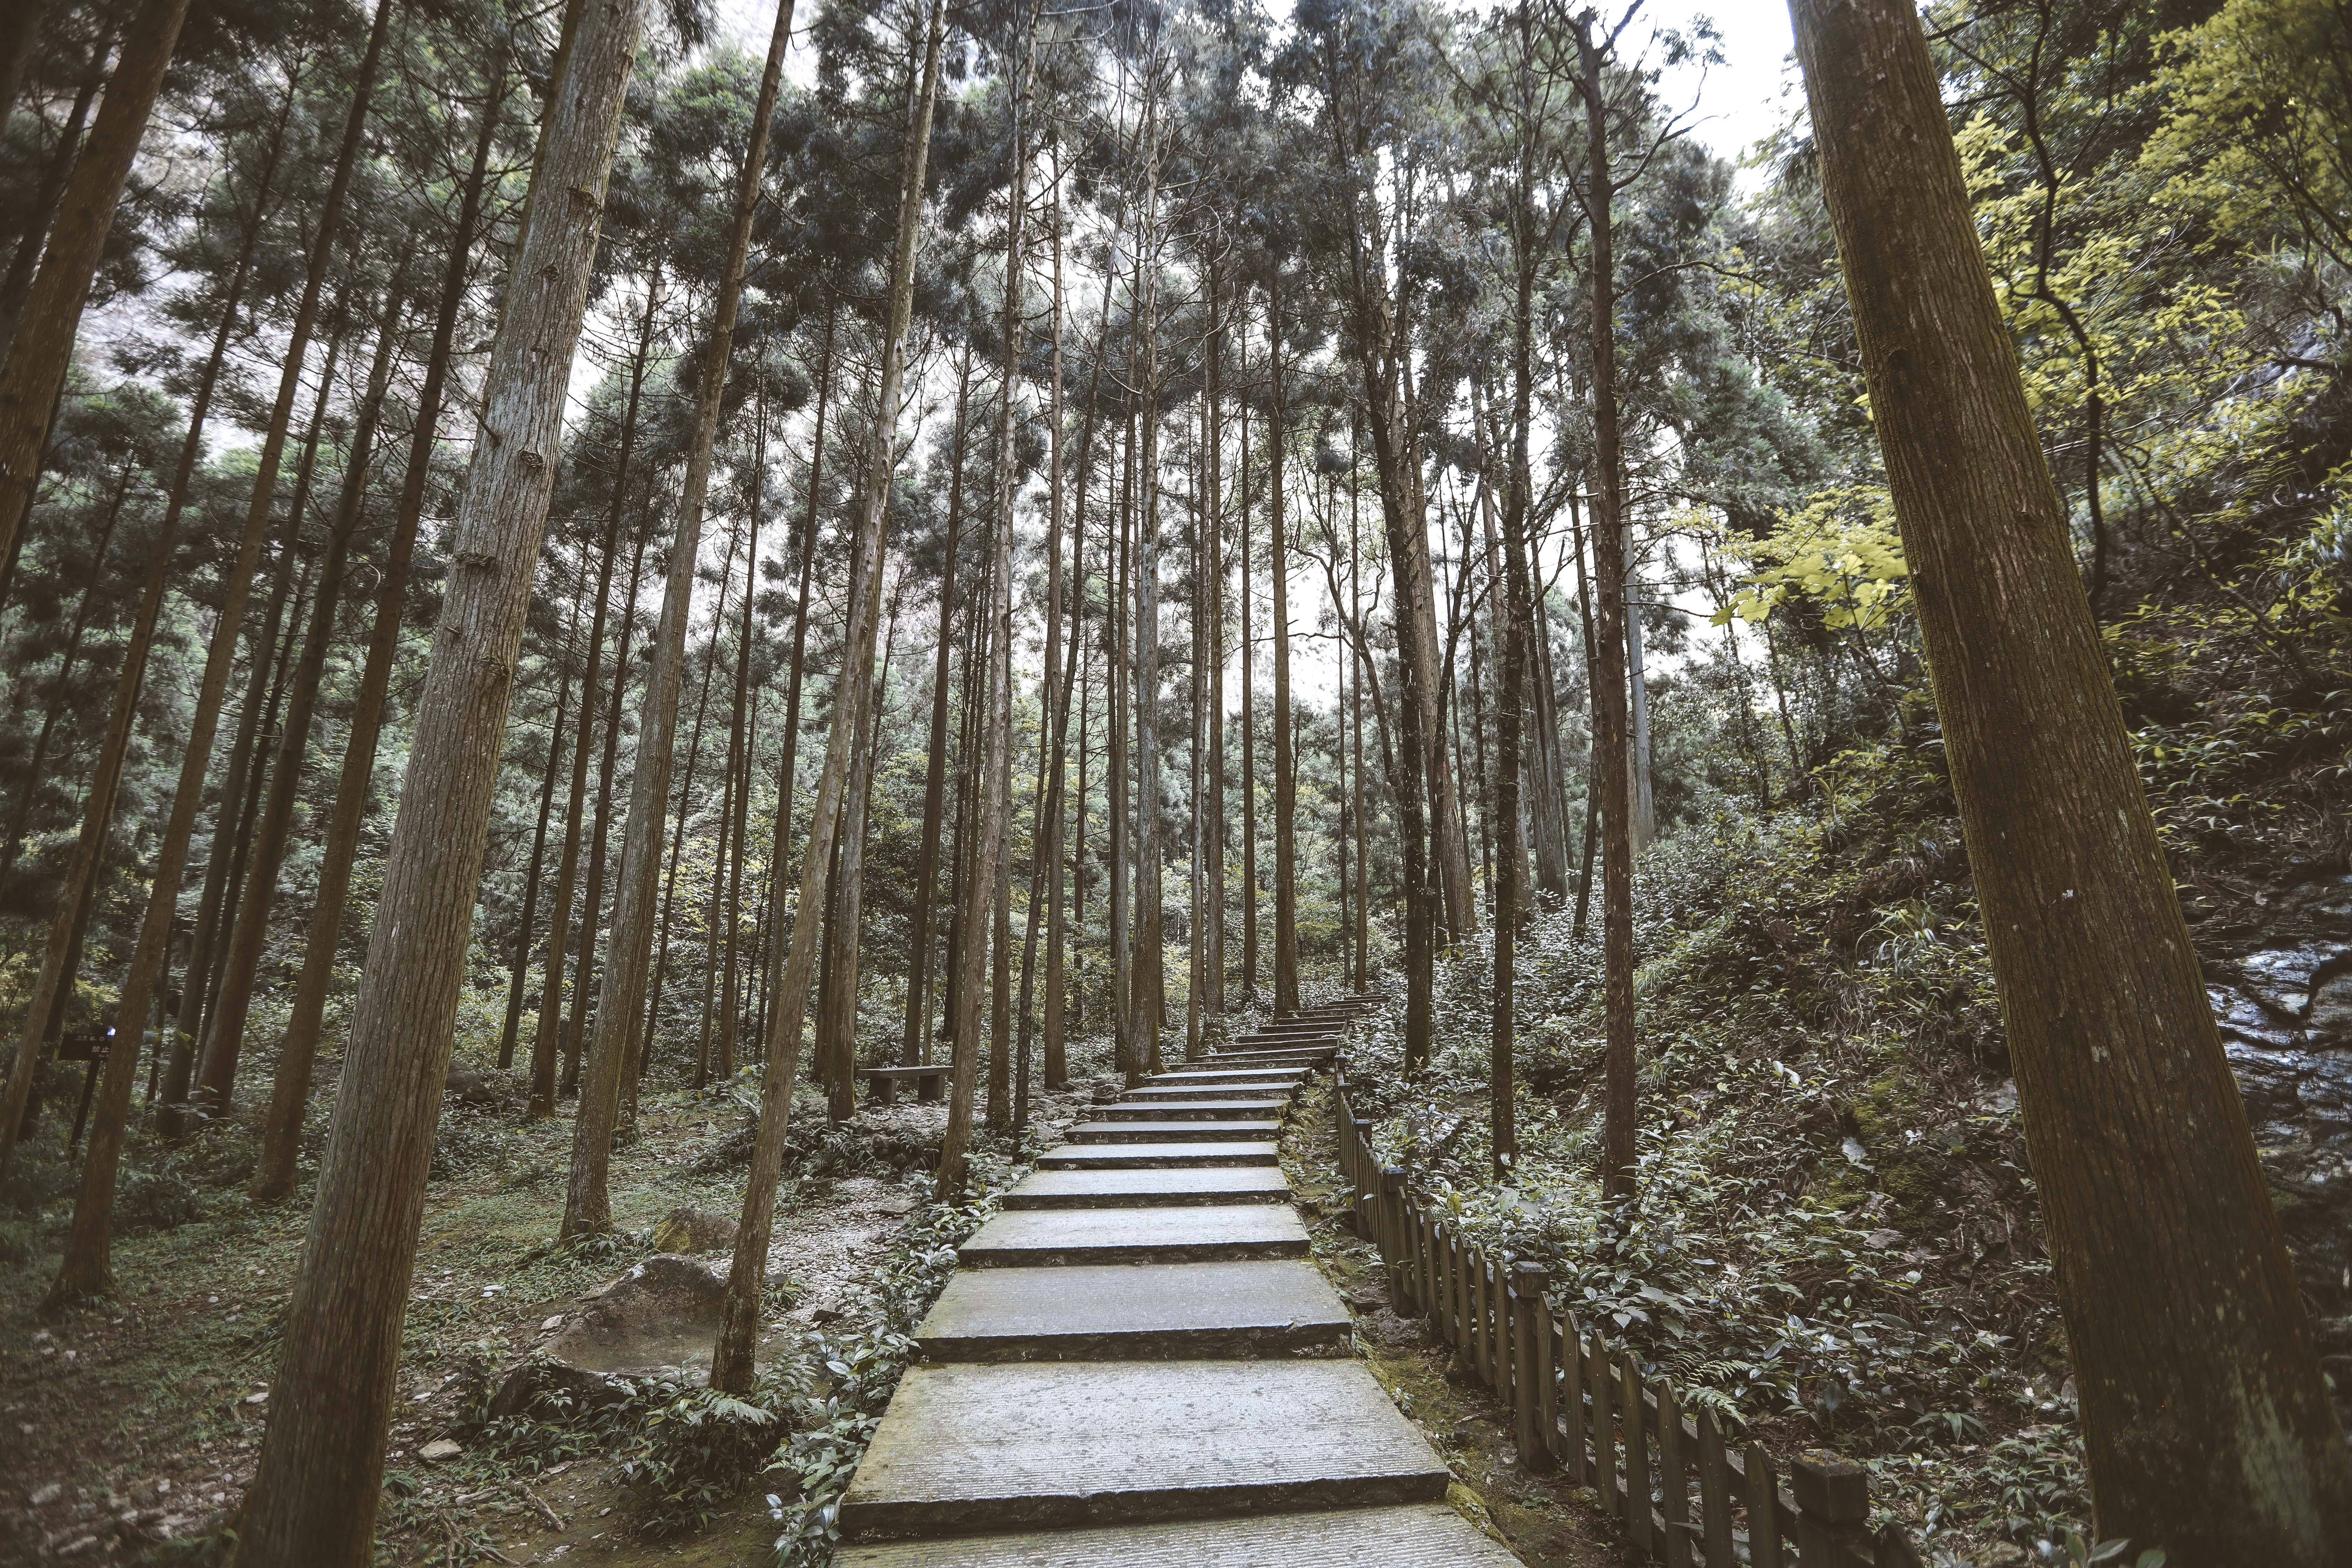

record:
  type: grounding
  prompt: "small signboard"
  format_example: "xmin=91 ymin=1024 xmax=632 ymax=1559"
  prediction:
xmin=56 ymin=1028 xmax=113 ymax=1063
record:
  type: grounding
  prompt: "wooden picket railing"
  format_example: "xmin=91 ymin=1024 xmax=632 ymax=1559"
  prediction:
xmin=1333 ymin=1071 xmax=1927 ymax=1568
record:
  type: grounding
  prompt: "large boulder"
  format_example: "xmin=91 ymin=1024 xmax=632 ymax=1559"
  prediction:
xmin=489 ymin=1254 xmax=728 ymax=1419
xmin=652 ymin=1205 xmax=738 ymax=1254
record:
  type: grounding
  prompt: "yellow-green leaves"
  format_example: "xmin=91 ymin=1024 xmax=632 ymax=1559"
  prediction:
xmin=1710 ymin=487 xmax=1912 ymax=631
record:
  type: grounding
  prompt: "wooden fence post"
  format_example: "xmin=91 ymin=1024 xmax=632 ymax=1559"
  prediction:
xmin=1510 ymin=1262 xmax=1554 ymax=1473
xmin=1350 ymin=1118 xmax=1373 ymax=1234
xmin=1620 ymin=1352 xmax=1652 ymax=1555
xmin=1559 ymin=1310 xmax=1587 ymax=1485
xmin=1695 ymin=1407 xmax=1736 ymax=1567
xmin=1658 ymin=1379 xmax=1690 ymax=1565
xmin=1588 ymin=1322 xmax=1615 ymax=1517
xmin=1380 ymin=1166 xmax=1408 ymax=1306
xmin=1791 ymin=1453 xmax=1869 ymax=1567
xmin=1746 ymin=1439 xmax=1786 ymax=1568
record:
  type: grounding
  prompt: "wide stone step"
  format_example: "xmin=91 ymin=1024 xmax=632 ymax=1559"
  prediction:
xmin=1065 ymin=1119 xmax=1282 ymax=1144
xmin=1037 ymin=1140 xmax=1278 ymax=1169
xmin=957 ymin=1205 xmax=1309 ymax=1266
xmin=1148 ymin=1068 xmax=1306 ymax=1087
xmin=911 ymin=1260 xmax=1349 ymax=1362
xmin=836 ymin=1360 xmax=1451 ymax=1539
xmin=834 ymin=1505 xmax=1520 ymax=1567
xmin=1124 ymin=1083 xmax=1301 ymax=1102
xmin=1100 ymin=1098 xmax=1288 ymax=1121
xmin=1000 ymin=1167 xmax=1292 ymax=1209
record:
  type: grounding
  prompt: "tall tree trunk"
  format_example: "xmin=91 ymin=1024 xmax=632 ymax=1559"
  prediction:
xmin=531 ymin=275 xmax=658 ymax=1114
xmin=564 ymin=519 xmax=646 ymax=1096
xmin=565 ymin=0 xmax=796 ymax=1236
xmin=1039 ymin=161 xmax=1075 ymax=1091
xmin=1203 ymin=262 xmax=1225 ymax=1026
xmin=1239 ymin=380 xmax=1256 ymax=1001
xmin=541 ymin=527 xmax=616 ymax=1111
xmin=713 ymin=0 xmax=944 ymax=1391
xmin=0 ymin=454 xmax=130 ymax=886
xmin=1573 ymin=16 xmax=1638 ymax=1201
xmin=768 ymin=303 xmax=830 ymax=1056
xmin=502 ymin=612 xmax=576 ymax=1071
xmin=651 ymin=524 xmax=735 ymax=1091
xmin=255 ymin=50 xmax=506 ymax=1192
xmin=197 ymin=272 xmax=413 ymax=1120
xmin=1268 ymin=271 xmax=1298 ymax=1016
xmin=0 ymin=0 xmax=203 ymax=584
xmin=232 ymin=0 xmax=652 ymax=1545
xmin=1108 ymin=406 xmax=1132 ymax=1072
xmin=903 ymin=348 xmax=970 ymax=1071
xmin=0 ymin=59 xmax=101 ymax=369
xmin=1791 ymin=0 xmax=2352 ymax=1555
xmin=21 ymin=78 xmax=294 ymax=1218
xmin=716 ymin=405 xmax=766 ymax=1100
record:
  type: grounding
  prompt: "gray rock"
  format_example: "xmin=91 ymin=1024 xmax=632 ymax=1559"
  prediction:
xmin=443 ymin=1064 xmax=502 ymax=1105
xmin=651 ymin=1205 xmax=739 ymax=1254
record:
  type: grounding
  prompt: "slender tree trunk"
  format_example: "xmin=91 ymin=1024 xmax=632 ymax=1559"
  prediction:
xmin=713 ymin=0 xmax=944 ymax=1391
xmin=565 ymin=0 xmax=796 ymax=1235
xmin=1108 ymin=408 xmax=1132 ymax=1072
xmin=903 ymin=349 xmax=970 ymax=1071
xmin=0 ymin=0 xmax=204 ymax=582
xmin=1268 ymin=273 xmax=1298 ymax=1016
xmin=502 ymin=615 xmax=576 ymax=1072
xmin=197 ymin=273 xmax=413 ymax=1119
xmin=531 ymin=277 xmax=657 ymax=1114
xmin=1574 ymin=16 xmax=1637 ymax=1202
xmin=1204 ymin=265 xmax=1225 ymax=1026
xmin=716 ymin=407 xmax=765 ymax=1102
xmin=16 ymin=80 xmax=292 ymax=1209
xmin=232 ymin=0 xmax=651 ymax=1545
xmin=0 ymin=456 xmax=130 ymax=886
xmin=1791 ymin=1 xmax=2352 ymax=1554
xmin=166 ymin=302 xmax=349 ymax=1131
xmin=564 ymin=520 xmax=646 ymax=1096
xmin=256 ymin=53 xmax=505 ymax=1192
xmin=0 ymin=61 xmax=100 ymax=368
xmin=648 ymin=529 xmax=733 ymax=1091
xmin=1040 ymin=162 xmax=1075 ymax=1091
xmin=1239 ymin=380 xmax=1256 ymax=1001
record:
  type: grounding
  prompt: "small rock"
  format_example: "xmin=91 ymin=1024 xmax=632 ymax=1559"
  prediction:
xmin=418 ymin=1438 xmax=463 ymax=1462
xmin=444 ymin=1064 xmax=502 ymax=1105
xmin=541 ymin=1314 xmax=566 ymax=1332
xmin=29 ymin=1482 xmax=63 ymax=1506
xmin=1864 ymin=1228 xmax=1903 ymax=1250
xmin=242 ymin=1391 xmax=268 ymax=1405
xmin=651 ymin=1205 xmax=738 ymax=1254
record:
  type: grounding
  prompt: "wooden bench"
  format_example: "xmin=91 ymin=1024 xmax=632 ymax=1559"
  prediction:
xmin=857 ymin=1063 xmax=949 ymax=1105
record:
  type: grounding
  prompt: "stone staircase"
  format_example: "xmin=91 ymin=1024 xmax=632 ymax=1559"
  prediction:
xmin=835 ymin=996 xmax=1526 ymax=1567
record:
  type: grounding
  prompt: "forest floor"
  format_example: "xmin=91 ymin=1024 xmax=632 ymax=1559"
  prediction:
xmin=0 ymin=1047 xmax=1120 ymax=1566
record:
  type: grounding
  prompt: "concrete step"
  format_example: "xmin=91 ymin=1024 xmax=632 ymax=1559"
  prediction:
xmin=836 ymin=1359 xmax=1452 ymax=1539
xmin=1000 ymin=1166 xmax=1292 ymax=1209
xmin=1123 ymin=1083 xmax=1301 ymax=1103
xmin=1064 ymin=1119 xmax=1282 ymax=1144
xmin=1100 ymin=1098 xmax=1289 ymax=1121
xmin=1037 ymin=1140 xmax=1278 ymax=1169
xmin=957 ymin=1204 xmax=1310 ymax=1266
xmin=1148 ymin=1068 xmax=1307 ymax=1086
xmin=911 ymin=1260 xmax=1350 ymax=1362
xmin=1207 ymin=1047 xmax=1329 ymax=1063
xmin=835 ymin=1505 xmax=1521 ymax=1567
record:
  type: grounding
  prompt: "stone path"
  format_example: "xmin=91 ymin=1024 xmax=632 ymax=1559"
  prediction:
xmin=836 ymin=997 xmax=1526 ymax=1567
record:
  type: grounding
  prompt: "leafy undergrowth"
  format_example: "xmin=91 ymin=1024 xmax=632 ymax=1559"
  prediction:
xmin=1342 ymin=624 xmax=2350 ymax=1568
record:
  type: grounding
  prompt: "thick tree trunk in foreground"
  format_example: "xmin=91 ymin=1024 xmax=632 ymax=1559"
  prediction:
xmin=713 ymin=0 xmax=945 ymax=1392
xmin=229 ymin=0 xmax=650 ymax=1549
xmin=565 ymin=0 xmax=796 ymax=1238
xmin=1790 ymin=1 xmax=2352 ymax=1558
xmin=0 ymin=0 xmax=199 ymax=587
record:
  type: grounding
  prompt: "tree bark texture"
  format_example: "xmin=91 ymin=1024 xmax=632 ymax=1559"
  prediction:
xmin=230 ymin=0 xmax=651 ymax=1550
xmin=1790 ymin=0 xmax=2352 ymax=1557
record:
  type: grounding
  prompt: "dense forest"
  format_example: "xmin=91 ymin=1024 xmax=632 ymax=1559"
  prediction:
xmin=0 ymin=0 xmax=2347 ymax=1562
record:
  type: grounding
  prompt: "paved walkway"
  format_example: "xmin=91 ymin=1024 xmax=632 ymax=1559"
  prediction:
xmin=836 ymin=997 xmax=1526 ymax=1566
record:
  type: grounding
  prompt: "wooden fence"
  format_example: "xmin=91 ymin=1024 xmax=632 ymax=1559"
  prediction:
xmin=1333 ymin=1072 xmax=1928 ymax=1568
